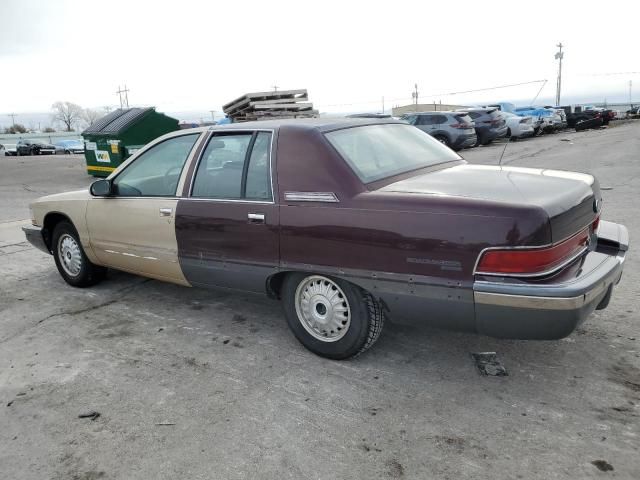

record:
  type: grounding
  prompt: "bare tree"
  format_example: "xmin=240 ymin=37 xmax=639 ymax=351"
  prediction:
xmin=83 ymin=108 xmax=105 ymax=127
xmin=51 ymin=101 xmax=84 ymax=132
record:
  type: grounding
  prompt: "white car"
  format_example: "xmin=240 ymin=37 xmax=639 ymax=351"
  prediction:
xmin=501 ymin=112 xmax=535 ymax=139
xmin=2 ymin=143 xmax=17 ymax=156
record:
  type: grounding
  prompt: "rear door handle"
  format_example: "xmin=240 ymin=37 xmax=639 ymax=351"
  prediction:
xmin=159 ymin=208 xmax=173 ymax=217
xmin=248 ymin=213 xmax=265 ymax=223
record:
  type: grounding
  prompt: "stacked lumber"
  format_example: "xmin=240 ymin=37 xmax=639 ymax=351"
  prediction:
xmin=223 ymin=89 xmax=318 ymax=122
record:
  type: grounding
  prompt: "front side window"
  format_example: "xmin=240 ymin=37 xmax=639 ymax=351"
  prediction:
xmin=192 ymin=131 xmax=272 ymax=201
xmin=402 ymin=115 xmax=417 ymax=125
xmin=112 ymin=133 xmax=199 ymax=197
xmin=325 ymin=124 xmax=460 ymax=183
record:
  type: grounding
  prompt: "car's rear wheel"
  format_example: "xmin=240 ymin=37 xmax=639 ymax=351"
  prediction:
xmin=52 ymin=221 xmax=106 ymax=288
xmin=281 ymin=273 xmax=384 ymax=359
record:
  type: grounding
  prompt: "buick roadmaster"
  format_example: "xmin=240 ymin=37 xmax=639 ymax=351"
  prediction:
xmin=23 ymin=119 xmax=628 ymax=359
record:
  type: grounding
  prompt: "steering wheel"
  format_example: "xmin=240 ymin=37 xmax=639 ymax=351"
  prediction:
xmin=163 ymin=165 xmax=183 ymax=193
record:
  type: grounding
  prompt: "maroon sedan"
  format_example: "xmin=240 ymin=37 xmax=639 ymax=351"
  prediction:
xmin=23 ymin=119 xmax=628 ymax=359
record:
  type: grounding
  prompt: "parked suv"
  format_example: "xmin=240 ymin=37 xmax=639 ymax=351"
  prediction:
xmin=16 ymin=139 xmax=56 ymax=156
xmin=400 ymin=111 xmax=476 ymax=151
xmin=460 ymin=108 xmax=508 ymax=145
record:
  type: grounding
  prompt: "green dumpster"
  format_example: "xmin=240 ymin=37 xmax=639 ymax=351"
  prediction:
xmin=82 ymin=107 xmax=179 ymax=177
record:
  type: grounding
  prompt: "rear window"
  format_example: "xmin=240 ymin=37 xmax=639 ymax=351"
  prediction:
xmin=325 ymin=124 xmax=460 ymax=183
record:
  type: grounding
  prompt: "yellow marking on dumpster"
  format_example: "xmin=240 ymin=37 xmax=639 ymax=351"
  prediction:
xmin=87 ymin=165 xmax=116 ymax=173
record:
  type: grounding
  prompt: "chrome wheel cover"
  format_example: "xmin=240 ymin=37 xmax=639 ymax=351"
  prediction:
xmin=58 ymin=233 xmax=82 ymax=277
xmin=294 ymin=275 xmax=351 ymax=342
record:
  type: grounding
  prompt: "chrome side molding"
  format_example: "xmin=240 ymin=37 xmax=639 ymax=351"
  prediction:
xmin=284 ymin=192 xmax=339 ymax=203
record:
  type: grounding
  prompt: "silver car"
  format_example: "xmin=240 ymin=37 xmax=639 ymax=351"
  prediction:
xmin=400 ymin=111 xmax=477 ymax=151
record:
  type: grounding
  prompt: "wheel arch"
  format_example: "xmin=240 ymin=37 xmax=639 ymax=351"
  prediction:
xmin=42 ymin=211 xmax=75 ymax=251
xmin=266 ymin=269 xmax=383 ymax=306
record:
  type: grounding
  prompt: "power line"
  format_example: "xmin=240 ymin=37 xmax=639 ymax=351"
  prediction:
xmin=116 ymin=85 xmax=130 ymax=108
xmin=319 ymin=79 xmax=548 ymax=109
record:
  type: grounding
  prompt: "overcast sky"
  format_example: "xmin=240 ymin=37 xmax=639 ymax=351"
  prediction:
xmin=1 ymin=0 xmax=638 ymax=121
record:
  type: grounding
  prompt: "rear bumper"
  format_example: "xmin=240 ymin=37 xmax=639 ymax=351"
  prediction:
xmin=22 ymin=225 xmax=51 ymax=254
xmin=473 ymin=221 xmax=628 ymax=339
xmin=451 ymin=134 xmax=477 ymax=149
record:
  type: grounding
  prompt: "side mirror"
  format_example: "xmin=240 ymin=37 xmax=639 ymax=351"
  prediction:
xmin=90 ymin=179 xmax=112 ymax=197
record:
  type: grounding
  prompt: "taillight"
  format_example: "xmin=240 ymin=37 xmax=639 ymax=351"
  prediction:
xmin=450 ymin=123 xmax=473 ymax=129
xmin=476 ymin=228 xmax=590 ymax=276
xmin=592 ymin=214 xmax=600 ymax=232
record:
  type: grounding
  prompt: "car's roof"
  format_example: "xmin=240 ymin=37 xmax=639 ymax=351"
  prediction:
xmin=407 ymin=111 xmax=459 ymax=115
xmin=179 ymin=118 xmax=407 ymax=134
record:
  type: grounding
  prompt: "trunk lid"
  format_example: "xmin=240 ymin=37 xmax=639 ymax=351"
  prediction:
xmin=378 ymin=164 xmax=601 ymax=243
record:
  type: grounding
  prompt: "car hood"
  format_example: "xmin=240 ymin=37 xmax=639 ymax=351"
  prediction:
xmin=33 ymin=189 xmax=90 ymax=205
xmin=379 ymin=164 xmax=600 ymax=242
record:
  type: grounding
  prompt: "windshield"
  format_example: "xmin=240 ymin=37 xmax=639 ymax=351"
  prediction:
xmin=325 ymin=123 xmax=460 ymax=183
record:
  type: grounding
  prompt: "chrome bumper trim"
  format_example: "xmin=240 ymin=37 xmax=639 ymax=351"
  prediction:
xmin=474 ymin=280 xmax=609 ymax=311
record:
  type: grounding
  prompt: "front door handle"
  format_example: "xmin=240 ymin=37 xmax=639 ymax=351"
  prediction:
xmin=159 ymin=208 xmax=173 ymax=217
xmin=248 ymin=213 xmax=265 ymax=224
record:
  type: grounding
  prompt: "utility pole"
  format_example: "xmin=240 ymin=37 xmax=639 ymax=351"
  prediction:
xmin=381 ymin=96 xmax=385 ymax=114
xmin=630 ymin=80 xmax=633 ymax=107
xmin=209 ymin=110 xmax=216 ymax=122
xmin=116 ymin=85 xmax=130 ymax=108
xmin=272 ymin=85 xmax=279 ymax=92
xmin=555 ymin=42 xmax=564 ymax=106
xmin=411 ymin=83 xmax=419 ymax=111
xmin=8 ymin=113 xmax=17 ymax=126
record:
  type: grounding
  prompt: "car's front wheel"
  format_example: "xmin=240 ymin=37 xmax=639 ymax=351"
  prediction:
xmin=52 ymin=221 xmax=106 ymax=287
xmin=433 ymin=135 xmax=450 ymax=148
xmin=281 ymin=273 xmax=385 ymax=359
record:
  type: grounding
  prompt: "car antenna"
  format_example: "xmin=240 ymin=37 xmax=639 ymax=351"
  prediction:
xmin=498 ymin=137 xmax=509 ymax=168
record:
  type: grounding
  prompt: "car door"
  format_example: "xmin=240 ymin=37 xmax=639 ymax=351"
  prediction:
xmin=175 ymin=130 xmax=279 ymax=293
xmin=86 ymin=132 xmax=201 ymax=284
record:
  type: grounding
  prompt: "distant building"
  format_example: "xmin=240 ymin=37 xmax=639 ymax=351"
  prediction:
xmin=392 ymin=103 xmax=469 ymax=116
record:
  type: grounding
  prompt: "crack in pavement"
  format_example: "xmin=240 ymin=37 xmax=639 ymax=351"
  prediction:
xmin=0 ymin=279 xmax=152 ymax=344
xmin=36 ymin=299 xmax=119 ymax=325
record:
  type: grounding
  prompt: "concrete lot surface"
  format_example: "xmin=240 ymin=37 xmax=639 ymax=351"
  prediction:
xmin=1 ymin=124 xmax=639 ymax=479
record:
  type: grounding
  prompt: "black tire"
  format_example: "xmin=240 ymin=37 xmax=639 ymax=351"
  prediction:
xmin=281 ymin=273 xmax=385 ymax=360
xmin=481 ymin=139 xmax=493 ymax=146
xmin=433 ymin=135 xmax=450 ymax=148
xmin=506 ymin=128 xmax=512 ymax=138
xmin=52 ymin=221 xmax=106 ymax=288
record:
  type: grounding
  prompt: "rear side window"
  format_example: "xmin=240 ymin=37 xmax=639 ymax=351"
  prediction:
xmin=191 ymin=132 xmax=273 ymax=201
xmin=454 ymin=114 xmax=472 ymax=124
xmin=245 ymin=132 xmax=272 ymax=200
xmin=325 ymin=124 xmax=459 ymax=183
